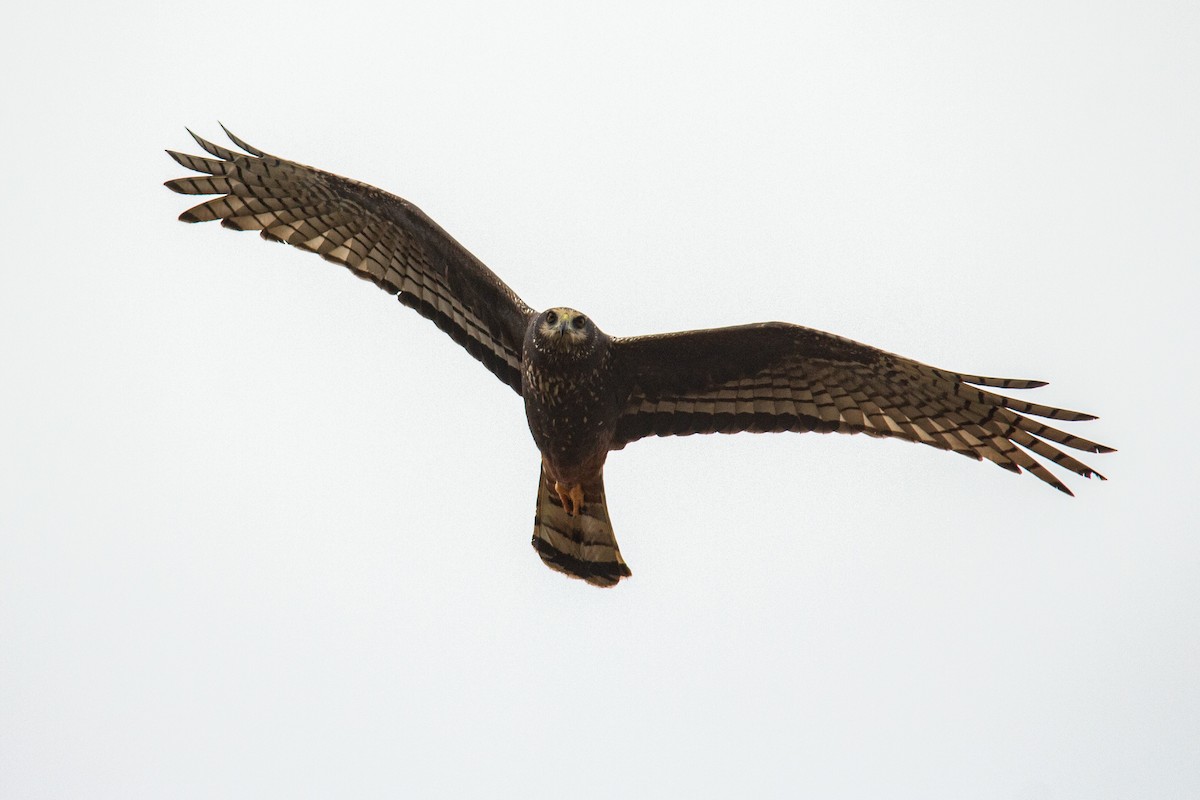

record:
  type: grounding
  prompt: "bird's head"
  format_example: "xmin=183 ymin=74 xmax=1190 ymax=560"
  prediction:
xmin=533 ymin=307 xmax=599 ymax=357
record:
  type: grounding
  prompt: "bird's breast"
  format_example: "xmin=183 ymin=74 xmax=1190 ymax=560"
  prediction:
xmin=521 ymin=360 xmax=619 ymax=482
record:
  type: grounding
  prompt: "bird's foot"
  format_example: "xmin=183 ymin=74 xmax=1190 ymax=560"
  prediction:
xmin=554 ymin=481 xmax=585 ymax=516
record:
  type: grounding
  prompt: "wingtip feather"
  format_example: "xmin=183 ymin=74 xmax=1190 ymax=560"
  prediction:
xmin=185 ymin=128 xmax=206 ymax=148
xmin=165 ymin=149 xmax=192 ymax=168
xmin=220 ymin=121 xmax=268 ymax=157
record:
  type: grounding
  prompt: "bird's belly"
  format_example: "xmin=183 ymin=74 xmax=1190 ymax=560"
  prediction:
xmin=540 ymin=436 xmax=609 ymax=485
xmin=523 ymin=381 xmax=615 ymax=484
xmin=527 ymin=408 xmax=611 ymax=481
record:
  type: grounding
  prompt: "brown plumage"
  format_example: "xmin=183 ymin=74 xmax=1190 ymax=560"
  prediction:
xmin=166 ymin=126 xmax=1113 ymax=587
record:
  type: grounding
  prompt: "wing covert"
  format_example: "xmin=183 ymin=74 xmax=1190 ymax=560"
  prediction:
xmin=166 ymin=126 xmax=536 ymax=393
xmin=610 ymin=323 xmax=1113 ymax=495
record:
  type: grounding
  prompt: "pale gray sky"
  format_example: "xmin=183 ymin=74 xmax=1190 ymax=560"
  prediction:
xmin=3 ymin=2 xmax=1198 ymax=797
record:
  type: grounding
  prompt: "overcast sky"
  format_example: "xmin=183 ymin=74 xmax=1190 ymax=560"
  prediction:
xmin=3 ymin=2 xmax=1198 ymax=798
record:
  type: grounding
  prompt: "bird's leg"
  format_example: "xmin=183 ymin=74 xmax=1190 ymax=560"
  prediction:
xmin=554 ymin=481 xmax=585 ymax=517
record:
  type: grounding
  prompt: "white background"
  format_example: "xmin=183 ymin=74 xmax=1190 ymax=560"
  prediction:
xmin=3 ymin=2 xmax=1197 ymax=797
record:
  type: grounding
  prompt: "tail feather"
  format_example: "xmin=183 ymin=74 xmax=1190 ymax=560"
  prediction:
xmin=532 ymin=467 xmax=631 ymax=587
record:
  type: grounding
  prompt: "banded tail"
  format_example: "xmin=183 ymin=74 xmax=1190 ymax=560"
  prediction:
xmin=532 ymin=467 xmax=631 ymax=587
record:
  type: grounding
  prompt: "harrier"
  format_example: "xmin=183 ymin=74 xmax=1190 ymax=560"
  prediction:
xmin=166 ymin=126 xmax=1112 ymax=587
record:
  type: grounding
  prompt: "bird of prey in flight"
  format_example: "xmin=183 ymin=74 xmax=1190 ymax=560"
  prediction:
xmin=166 ymin=126 xmax=1112 ymax=587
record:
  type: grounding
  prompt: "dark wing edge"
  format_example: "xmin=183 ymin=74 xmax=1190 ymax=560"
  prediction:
xmin=165 ymin=125 xmax=536 ymax=393
xmin=610 ymin=323 xmax=1114 ymax=496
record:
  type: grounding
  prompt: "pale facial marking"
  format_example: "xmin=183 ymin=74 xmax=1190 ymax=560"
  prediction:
xmin=539 ymin=307 xmax=590 ymax=351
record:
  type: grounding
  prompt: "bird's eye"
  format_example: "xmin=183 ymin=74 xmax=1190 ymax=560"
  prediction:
xmin=572 ymin=315 xmax=587 ymax=330
xmin=545 ymin=311 xmax=558 ymax=325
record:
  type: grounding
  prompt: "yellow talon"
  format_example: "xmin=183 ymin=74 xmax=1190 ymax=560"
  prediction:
xmin=554 ymin=481 xmax=585 ymax=516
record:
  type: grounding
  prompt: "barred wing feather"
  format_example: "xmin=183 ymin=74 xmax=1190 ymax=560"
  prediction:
xmin=612 ymin=323 xmax=1112 ymax=495
xmin=165 ymin=126 xmax=535 ymax=393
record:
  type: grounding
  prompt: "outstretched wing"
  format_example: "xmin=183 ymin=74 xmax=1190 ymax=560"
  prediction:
xmin=611 ymin=323 xmax=1112 ymax=495
xmin=165 ymin=126 xmax=536 ymax=393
